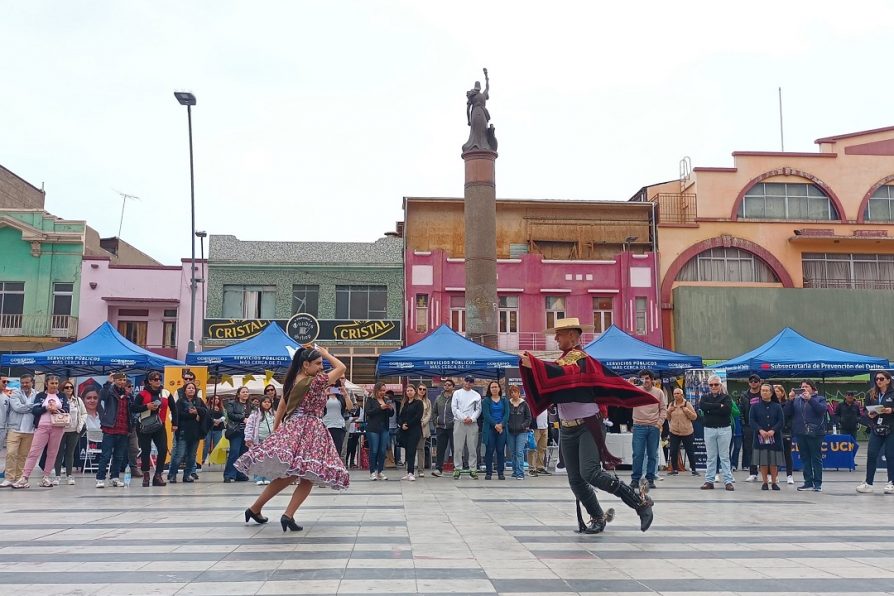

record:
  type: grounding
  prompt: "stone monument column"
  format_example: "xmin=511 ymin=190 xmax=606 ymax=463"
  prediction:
xmin=463 ymin=150 xmax=498 ymax=348
xmin=461 ymin=68 xmax=499 ymax=348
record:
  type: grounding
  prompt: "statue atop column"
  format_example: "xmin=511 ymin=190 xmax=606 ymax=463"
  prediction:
xmin=462 ymin=67 xmax=498 ymax=153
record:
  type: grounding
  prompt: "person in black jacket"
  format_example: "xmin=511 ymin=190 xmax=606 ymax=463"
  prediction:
xmin=365 ymin=382 xmax=394 ymax=481
xmin=167 ymin=382 xmax=207 ymax=483
xmin=739 ymin=374 xmax=762 ymax=481
xmin=856 ymin=371 xmax=894 ymax=494
xmin=132 ymin=372 xmax=170 ymax=487
xmin=95 ymin=373 xmax=133 ymax=488
xmin=506 ymin=385 xmax=532 ymax=479
xmin=699 ymin=375 xmax=734 ymax=491
xmin=836 ymin=392 xmax=862 ymax=438
xmin=223 ymin=387 xmax=251 ymax=482
xmin=398 ymin=385 xmax=424 ymax=481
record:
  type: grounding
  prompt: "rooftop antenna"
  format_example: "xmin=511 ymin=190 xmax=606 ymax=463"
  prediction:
xmin=778 ymin=87 xmax=785 ymax=151
xmin=113 ymin=189 xmax=141 ymax=238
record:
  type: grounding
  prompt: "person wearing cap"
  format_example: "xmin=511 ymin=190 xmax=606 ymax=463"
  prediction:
xmin=431 ymin=379 xmax=456 ymax=477
xmin=520 ymin=318 xmax=657 ymax=534
xmin=835 ymin=391 xmax=861 ymax=439
xmin=451 ymin=375 xmax=481 ymax=479
xmin=95 ymin=373 xmax=134 ymax=488
xmin=739 ymin=374 xmax=763 ymax=482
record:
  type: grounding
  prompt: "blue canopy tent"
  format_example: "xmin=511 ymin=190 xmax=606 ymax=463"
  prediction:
xmin=186 ymin=323 xmax=301 ymax=375
xmin=0 ymin=321 xmax=184 ymax=375
xmin=582 ymin=325 xmax=703 ymax=375
xmin=714 ymin=327 xmax=889 ymax=378
xmin=376 ymin=324 xmax=518 ymax=378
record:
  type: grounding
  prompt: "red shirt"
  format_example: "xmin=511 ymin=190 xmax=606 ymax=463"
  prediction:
xmin=103 ymin=394 xmax=130 ymax=435
xmin=137 ymin=389 xmax=169 ymax=423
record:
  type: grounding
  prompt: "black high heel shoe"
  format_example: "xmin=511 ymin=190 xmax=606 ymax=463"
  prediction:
xmin=244 ymin=508 xmax=268 ymax=524
xmin=280 ymin=515 xmax=303 ymax=532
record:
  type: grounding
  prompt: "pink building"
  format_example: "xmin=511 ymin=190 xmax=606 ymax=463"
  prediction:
xmin=403 ymin=198 xmax=661 ymax=352
xmin=78 ymin=257 xmax=207 ymax=360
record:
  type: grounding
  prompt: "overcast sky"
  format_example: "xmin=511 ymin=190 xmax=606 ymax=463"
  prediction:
xmin=3 ymin=1 xmax=893 ymax=264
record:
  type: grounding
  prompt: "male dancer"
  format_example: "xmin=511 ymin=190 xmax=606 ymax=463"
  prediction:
xmin=520 ymin=318 xmax=657 ymax=533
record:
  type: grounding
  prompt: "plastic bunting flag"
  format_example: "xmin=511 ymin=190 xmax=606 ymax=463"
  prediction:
xmin=264 ymin=370 xmax=275 ymax=386
xmin=242 ymin=373 xmax=256 ymax=385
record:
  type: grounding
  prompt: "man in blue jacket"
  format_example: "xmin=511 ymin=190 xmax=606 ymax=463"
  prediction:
xmin=784 ymin=380 xmax=828 ymax=492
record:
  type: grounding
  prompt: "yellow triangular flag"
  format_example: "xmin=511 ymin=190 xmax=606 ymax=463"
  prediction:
xmin=242 ymin=373 xmax=256 ymax=385
xmin=264 ymin=370 xmax=275 ymax=386
xmin=221 ymin=374 xmax=233 ymax=387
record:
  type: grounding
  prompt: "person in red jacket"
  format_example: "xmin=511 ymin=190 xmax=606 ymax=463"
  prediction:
xmin=132 ymin=372 xmax=170 ymax=487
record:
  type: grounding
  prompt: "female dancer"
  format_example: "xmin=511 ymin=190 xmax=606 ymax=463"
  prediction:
xmin=239 ymin=344 xmax=349 ymax=531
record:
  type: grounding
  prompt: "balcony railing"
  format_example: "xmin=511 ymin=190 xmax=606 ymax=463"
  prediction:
xmin=803 ymin=278 xmax=894 ymax=290
xmin=453 ymin=331 xmax=601 ymax=353
xmin=0 ymin=314 xmax=79 ymax=338
xmin=653 ymin=193 xmax=697 ymax=224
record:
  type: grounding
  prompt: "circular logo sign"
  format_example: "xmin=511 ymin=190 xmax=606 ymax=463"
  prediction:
xmin=286 ymin=313 xmax=320 ymax=344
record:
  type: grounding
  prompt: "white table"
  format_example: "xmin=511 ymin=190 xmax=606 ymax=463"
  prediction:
xmin=604 ymin=432 xmax=667 ymax=468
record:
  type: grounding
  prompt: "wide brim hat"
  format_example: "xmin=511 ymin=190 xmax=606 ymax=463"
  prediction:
xmin=545 ymin=317 xmax=595 ymax=334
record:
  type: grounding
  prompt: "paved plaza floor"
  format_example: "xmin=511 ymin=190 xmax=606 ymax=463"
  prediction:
xmin=1 ymin=459 xmax=893 ymax=596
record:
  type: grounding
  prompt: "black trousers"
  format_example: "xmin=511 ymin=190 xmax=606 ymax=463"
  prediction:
xmin=328 ymin=427 xmax=346 ymax=455
xmin=560 ymin=423 xmax=643 ymax=521
xmin=742 ymin=425 xmax=756 ymax=474
xmin=782 ymin=436 xmax=793 ymax=474
xmin=138 ymin=427 xmax=168 ymax=473
xmin=346 ymin=433 xmax=361 ymax=465
xmin=667 ymin=432 xmax=697 ymax=471
xmin=434 ymin=426 xmax=454 ymax=471
xmin=402 ymin=427 xmax=423 ymax=474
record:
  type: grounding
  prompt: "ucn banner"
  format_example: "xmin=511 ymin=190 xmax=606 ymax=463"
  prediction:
xmin=684 ymin=368 xmax=728 ymax=471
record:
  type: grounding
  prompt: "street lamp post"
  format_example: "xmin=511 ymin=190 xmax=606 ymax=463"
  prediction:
xmin=195 ymin=230 xmax=207 ymax=327
xmin=174 ymin=91 xmax=198 ymax=353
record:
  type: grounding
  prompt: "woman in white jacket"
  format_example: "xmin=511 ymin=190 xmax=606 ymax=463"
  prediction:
xmin=244 ymin=395 xmax=276 ymax=485
xmin=53 ymin=382 xmax=87 ymax=485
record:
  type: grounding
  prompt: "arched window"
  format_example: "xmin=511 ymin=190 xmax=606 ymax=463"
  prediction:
xmin=864 ymin=185 xmax=894 ymax=222
xmin=739 ymin=182 xmax=838 ymax=220
xmin=676 ymin=247 xmax=780 ymax=283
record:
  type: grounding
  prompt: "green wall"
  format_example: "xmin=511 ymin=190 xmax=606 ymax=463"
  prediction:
xmin=673 ymin=286 xmax=894 ymax=361
xmin=206 ymin=264 xmax=404 ymax=320
xmin=0 ymin=211 xmax=84 ymax=335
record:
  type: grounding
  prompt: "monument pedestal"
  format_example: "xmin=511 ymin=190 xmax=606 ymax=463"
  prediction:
xmin=462 ymin=149 xmax=498 ymax=349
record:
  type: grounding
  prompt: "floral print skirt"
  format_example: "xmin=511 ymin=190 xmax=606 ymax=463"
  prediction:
xmin=235 ymin=413 xmax=350 ymax=491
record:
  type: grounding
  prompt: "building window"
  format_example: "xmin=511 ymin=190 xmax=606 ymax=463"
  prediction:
xmin=449 ymin=295 xmax=465 ymax=333
xmin=803 ymin=253 xmax=894 ymax=289
xmin=592 ymin=297 xmax=613 ymax=334
xmin=498 ymin=295 xmax=518 ymax=333
xmin=634 ymin=297 xmax=648 ymax=336
xmin=0 ymin=282 xmax=25 ymax=332
xmin=118 ymin=320 xmax=148 ymax=346
xmin=163 ymin=321 xmax=177 ymax=348
xmin=545 ymin=296 xmax=566 ymax=329
xmin=222 ymin=285 xmax=276 ymax=319
xmin=163 ymin=308 xmax=178 ymax=318
xmin=415 ymin=294 xmax=429 ymax=333
xmin=335 ymin=285 xmax=387 ymax=320
xmin=865 ymin=185 xmax=894 ymax=222
xmin=52 ymin=283 xmax=73 ymax=317
xmin=676 ymin=247 xmax=779 ymax=283
xmin=739 ymin=182 xmax=838 ymax=220
xmin=291 ymin=284 xmax=319 ymax=317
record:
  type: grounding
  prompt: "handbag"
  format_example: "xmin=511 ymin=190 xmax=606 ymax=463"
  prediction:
xmin=51 ymin=412 xmax=71 ymax=428
xmin=526 ymin=430 xmax=536 ymax=450
xmin=139 ymin=412 xmax=163 ymax=435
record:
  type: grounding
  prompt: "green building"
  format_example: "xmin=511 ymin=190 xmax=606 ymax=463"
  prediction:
xmin=205 ymin=234 xmax=404 ymax=383
xmin=0 ymin=209 xmax=85 ymax=353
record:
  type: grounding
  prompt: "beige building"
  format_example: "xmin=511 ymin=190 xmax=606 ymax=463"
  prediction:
xmin=634 ymin=125 xmax=894 ymax=360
